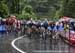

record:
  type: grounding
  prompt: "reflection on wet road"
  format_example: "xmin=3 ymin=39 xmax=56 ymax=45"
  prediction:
xmin=0 ymin=32 xmax=19 ymax=53
xmin=0 ymin=32 xmax=75 ymax=53
xmin=16 ymin=36 xmax=75 ymax=53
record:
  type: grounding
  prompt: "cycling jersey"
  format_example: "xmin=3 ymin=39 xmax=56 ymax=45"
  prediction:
xmin=42 ymin=21 xmax=48 ymax=29
xmin=47 ymin=26 xmax=51 ymax=31
xmin=36 ymin=22 xmax=41 ymax=28
xmin=47 ymin=24 xmax=57 ymax=31
xmin=27 ymin=20 xmax=36 ymax=27
xmin=56 ymin=23 xmax=63 ymax=31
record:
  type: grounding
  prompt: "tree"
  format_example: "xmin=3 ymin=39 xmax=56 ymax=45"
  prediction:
xmin=54 ymin=0 xmax=64 ymax=18
xmin=0 ymin=1 xmax=9 ymax=18
xmin=22 ymin=5 xmax=37 ymax=19
xmin=62 ymin=0 xmax=75 ymax=17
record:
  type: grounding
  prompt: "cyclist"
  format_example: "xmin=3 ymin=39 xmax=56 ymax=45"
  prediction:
xmin=42 ymin=19 xmax=48 ymax=29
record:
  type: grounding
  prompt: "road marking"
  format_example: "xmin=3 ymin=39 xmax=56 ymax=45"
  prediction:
xmin=34 ymin=50 xmax=69 ymax=53
xmin=11 ymin=35 xmax=27 ymax=53
xmin=11 ymin=35 xmax=69 ymax=53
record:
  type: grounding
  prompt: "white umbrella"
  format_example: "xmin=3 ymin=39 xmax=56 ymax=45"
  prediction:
xmin=58 ymin=16 xmax=70 ymax=22
xmin=69 ymin=19 xmax=75 ymax=22
xmin=58 ymin=18 xmax=69 ymax=22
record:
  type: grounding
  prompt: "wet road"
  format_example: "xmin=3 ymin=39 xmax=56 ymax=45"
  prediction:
xmin=15 ymin=36 xmax=75 ymax=53
xmin=0 ymin=32 xmax=20 ymax=53
xmin=0 ymin=32 xmax=75 ymax=53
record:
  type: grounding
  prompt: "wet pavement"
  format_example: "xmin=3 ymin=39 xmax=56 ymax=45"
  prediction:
xmin=0 ymin=31 xmax=75 ymax=53
xmin=15 ymin=36 xmax=75 ymax=53
xmin=0 ymin=31 xmax=19 ymax=53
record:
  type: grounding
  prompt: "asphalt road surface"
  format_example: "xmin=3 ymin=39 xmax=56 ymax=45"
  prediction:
xmin=15 ymin=36 xmax=75 ymax=53
xmin=0 ymin=32 xmax=75 ymax=53
xmin=0 ymin=31 xmax=19 ymax=53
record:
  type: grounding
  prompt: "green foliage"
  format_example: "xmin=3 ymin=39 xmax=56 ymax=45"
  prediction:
xmin=24 ymin=5 xmax=33 ymax=13
xmin=54 ymin=0 xmax=64 ymax=18
xmin=62 ymin=0 xmax=75 ymax=17
xmin=13 ymin=5 xmax=37 ymax=19
xmin=1 ymin=0 xmax=75 ymax=19
xmin=22 ymin=5 xmax=37 ymax=19
xmin=0 ymin=1 xmax=9 ymax=18
xmin=54 ymin=9 xmax=62 ymax=18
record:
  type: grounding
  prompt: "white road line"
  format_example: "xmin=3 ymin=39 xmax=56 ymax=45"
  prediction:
xmin=34 ymin=50 xmax=69 ymax=53
xmin=11 ymin=35 xmax=69 ymax=53
xmin=11 ymin=35 xmax=27 ymax=53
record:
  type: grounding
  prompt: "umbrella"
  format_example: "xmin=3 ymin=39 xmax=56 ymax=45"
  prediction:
xmin=58 ymin=16 xmax=70 ymax=22
xmin=58 ymin=18 xmax=69 ymax=22
xmin=62 ymin=16 xmax=68 ymax=19
xmin=69 ymin=19 xmax=75 ymax=22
